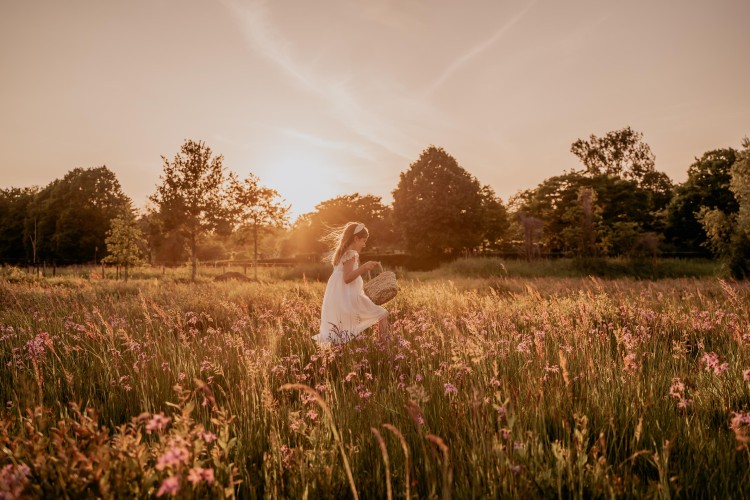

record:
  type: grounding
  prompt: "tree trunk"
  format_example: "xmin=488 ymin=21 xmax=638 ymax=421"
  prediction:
xmin=191 ymin=232 xmax=197 ymax=282
xmin=253 ymin=223 xmax=258 ymax=280
xmin=124 ymin=264 xmax=129 ymax=282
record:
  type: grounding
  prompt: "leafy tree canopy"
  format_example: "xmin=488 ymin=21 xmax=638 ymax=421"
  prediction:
xmin=393 ymin=146 xmax=486 ymax=257
xmin=150 ymin=139 xmax=230 ymax=280
xmin=25 ymin=167 xmax=130 ymax=263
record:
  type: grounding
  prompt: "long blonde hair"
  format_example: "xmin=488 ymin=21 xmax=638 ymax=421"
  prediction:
xmin=323 ymin=222 xmax=369 ymax=265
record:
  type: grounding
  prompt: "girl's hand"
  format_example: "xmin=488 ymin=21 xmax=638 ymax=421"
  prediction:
xmin=363 ymin=261 xmax=379 ymax=272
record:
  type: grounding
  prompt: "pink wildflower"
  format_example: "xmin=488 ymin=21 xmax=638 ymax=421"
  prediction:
xmin=146 ymin=413 xmax=171 ymax=433
xmin=743 ymin=369 xmax=750 ymax=382
xmin=156 ymin=475 xmax=181 ymax=497
xmin=444 ymin=383 xmax=458 ymax=395
xmin=701 ymin=352 xmax=729 ymax=376
xmin=188 ymin=466 xmax=215 ymax=486
xmin=199 ymin=430 xmax=217 ymax=443
xmin=156 ymin=446 xmax=190 ymax=470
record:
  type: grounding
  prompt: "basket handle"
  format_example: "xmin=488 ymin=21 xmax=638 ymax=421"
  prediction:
xmin=366 ymin=261 xmax=383 ymax=281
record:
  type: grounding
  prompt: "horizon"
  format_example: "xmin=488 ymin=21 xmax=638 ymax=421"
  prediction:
xmin=1 ymin=0 xmax=749 ymax=219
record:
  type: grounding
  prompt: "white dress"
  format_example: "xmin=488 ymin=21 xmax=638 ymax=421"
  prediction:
xmin=314 ymin=249 xmax=387 ymax=345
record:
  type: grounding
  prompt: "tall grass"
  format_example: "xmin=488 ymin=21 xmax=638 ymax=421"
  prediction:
xmin=1 ymin=271 xmax=749 ymax=497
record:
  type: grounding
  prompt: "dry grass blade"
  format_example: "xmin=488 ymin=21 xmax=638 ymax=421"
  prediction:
xmin=383 ymin=423 xmax=410 ymax=500
xmin=426 ymin=433 xmax=452 ymax=500
xmin=280 ymin=383 xmax=358 ymax=500
xmin=371 ymin=427 xmax=392 ymax=500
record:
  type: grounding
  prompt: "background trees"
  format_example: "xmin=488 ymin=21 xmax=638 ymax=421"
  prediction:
xmin=392 ymin=146 xmax=501 ymax=258
xmin=513 ymin=128 xmax=672 ymax=258
xmin=102 ymin=211 xmax=147 ymax=281
xmin=149 ymin=140 xmax=229 ymax=281
xmin=284 ymin=193 xmax=394 ymax=257
xmin=228 ymin=173 xmax=290 ymax=279
xmin=666 ymin=149 xmax=739 ymax=254
xmin=21 ymin=167 xmax=130 ymax=264
xmin=0 ymin=187 xmax=37 ymax=263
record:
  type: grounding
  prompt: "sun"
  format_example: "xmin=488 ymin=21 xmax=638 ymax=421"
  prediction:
xmin=253 ymin=148 xmax=343 ymax=220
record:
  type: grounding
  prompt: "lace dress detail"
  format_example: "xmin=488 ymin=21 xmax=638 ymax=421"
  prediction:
xmin=314 ymin=250 xmax=387 ymax=345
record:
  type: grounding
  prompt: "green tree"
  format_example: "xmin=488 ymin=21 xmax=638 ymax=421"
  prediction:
xmin=666 ymin=148 xmax=738 ymax=254
xmin=102 ymin=211 xmax=146 ymax=281
xmin=0 ymin=187 xmax=37 ymax=263
xmin=694 ymin=139 xmax=750 ymax=278
xmin=393 ymin=146 xmax=485 ymax=257
xmin=150 ymin=140 xmax=230 ymax=281
xmin=23 ymin=167 xmax=130 ymax=264
xmin=571 ymin=126 xmax=656 ymax=182
xmin=228 ymin=173 xmax=290 ymax=279
xmin=286 ymin=193 xmax=394 ymax=256
xmin=479 ymin=186 xmax=510 ymax=251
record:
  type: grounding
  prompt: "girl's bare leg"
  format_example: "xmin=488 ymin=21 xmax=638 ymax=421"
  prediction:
xmin=377 ymin=313 xmax=390 ymax=338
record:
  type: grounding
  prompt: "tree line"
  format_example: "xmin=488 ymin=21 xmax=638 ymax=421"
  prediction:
xmin=1 ymin=128 xmax=749 ymax=278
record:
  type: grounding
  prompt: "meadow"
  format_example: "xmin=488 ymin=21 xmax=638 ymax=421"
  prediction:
xmin=1 ymin=260 xmax=750 ymax=498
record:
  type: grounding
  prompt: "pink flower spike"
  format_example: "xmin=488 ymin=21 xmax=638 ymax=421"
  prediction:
xmin=444 ymin=383 xmax=458 ymax=395
xmin=157 ymin=476 xmax=181 ymax=497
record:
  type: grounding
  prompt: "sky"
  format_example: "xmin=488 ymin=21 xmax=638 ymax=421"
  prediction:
xmin=1 ymin=0 xmax=749 ymax=219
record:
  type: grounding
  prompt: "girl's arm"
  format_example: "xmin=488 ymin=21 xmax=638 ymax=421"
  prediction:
xmin=342 ymin=258 xmax=377 ymax=284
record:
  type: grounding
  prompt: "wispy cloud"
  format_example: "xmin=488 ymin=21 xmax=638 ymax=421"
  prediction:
xmin=426 ymin=1 xmax=536 ymax=95
xmin=220 ymin=0 xmax=421 ymax=162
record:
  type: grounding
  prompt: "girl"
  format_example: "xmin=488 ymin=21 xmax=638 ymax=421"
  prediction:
xmin=314 ymin=222 xmax=389 ymax=345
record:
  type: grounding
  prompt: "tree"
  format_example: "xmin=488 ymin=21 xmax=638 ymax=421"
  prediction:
xmin=694 ymin=139 xmax=750 ymax=278
xmin=479 ymin=186 xmax=510 ymax=251
xmin=228 ymin=173 xmax=290 ymax=279
xmin=665 ymin=148 xmax=738 ymax=253
xmin=0 ymin=187 xmax=37 ymax=263
xmin=102 ymin=211 xmax=146 ymax=281
xmin=286 ymin=193 xmax=394 ymax=256
xmin=150 ymin=140 xmax=229 ymax=281
xmin=571 ymin=126 xmax=656 ymax=182
xmin=23 ymin=167 xmax=130 ymax=264
xmin=392 ymin=146 xmax=485 ymax=257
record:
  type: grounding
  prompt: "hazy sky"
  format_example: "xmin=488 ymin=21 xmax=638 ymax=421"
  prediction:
xmin=2 ymin=0 xmax=748 ymax=218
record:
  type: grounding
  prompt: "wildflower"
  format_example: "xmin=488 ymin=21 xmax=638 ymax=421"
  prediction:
xmin=444 ymin=383 xmax=458 ymax=395
xmin=156 ymin=475 xmax=181 ymax=497
xmin=156 ymin=445 xmax=190 ymax=470
xmin=306 ymin=409 xmax=319 ymax=421
xmin=744 ymin=369 xmax=750 ymax=382
xmin=146 ymin=413 xmax=171 ymax=433
xmin=668 ymin=377 xmax=692 ymax=410
xmin=701 ymin=352 xmax=729 ymax=376
xmin=623 ymin=353 xmax=639 ymax=373
xmin=199 ymin=430 xmax=217 ymax=443
xmin=730 ymin=411 xmax=750 ymax=449
xmin=345 ymin=371 xmax=357 ymax=382
xmin=187 ymin=467 xmax=215 ymax=486
xmin=0 ymin=464 xmax=30 ymax=498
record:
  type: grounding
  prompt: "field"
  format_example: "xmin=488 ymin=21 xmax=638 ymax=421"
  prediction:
xmin=1 ymin=260 xmax=750 ymax=498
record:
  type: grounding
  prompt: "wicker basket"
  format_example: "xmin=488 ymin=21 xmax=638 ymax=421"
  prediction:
xmin=364 ymin=266 xmax=398 ymax=305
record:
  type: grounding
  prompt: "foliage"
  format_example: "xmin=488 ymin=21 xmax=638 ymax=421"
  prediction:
xmin=20 ymin=167 xmax=131 ymax=264
xmin=228 ymin=173 xmax=290 ymax=279
xmin=102 ymin=211 xmax=147 ymax=281
xmin=392 ymin=146 xmax=488 ymax=257
xmin=666 ymin=148 xmax=739 ymax=253
xmin=0 ymin=187 xmax=37 ymax=263
xmin=0 ymin=385 xmax=240 ymax=498
xmin=285 ymin=193 xmax=394 ymax=256
xmin=150 ymin=140 xmax=230 ymax=281
xmin=694 ymin=139 xmax=750 ymax=278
